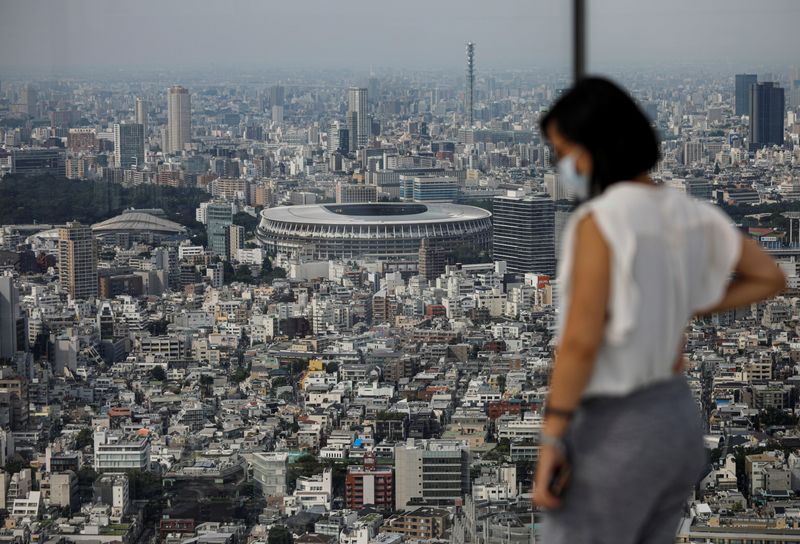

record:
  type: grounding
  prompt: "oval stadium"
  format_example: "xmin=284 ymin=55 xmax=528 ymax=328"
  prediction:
xmin=257 ymin=202 xmax=492 ymax=259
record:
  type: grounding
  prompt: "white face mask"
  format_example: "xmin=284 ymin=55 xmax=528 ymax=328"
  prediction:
xmin=557 ymin=152 xmax=590 ymax=200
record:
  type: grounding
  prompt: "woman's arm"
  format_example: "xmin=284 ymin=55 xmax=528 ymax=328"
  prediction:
xmin=543 ymin=212 xmax=610 ymax=438
xmin=697 ymin=236 xmax=786 ymax=316
xmin=534 ymin=212 xmax=609 ymax=509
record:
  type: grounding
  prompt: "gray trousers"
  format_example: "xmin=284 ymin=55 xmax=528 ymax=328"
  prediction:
xmin=541 ymin=375 xmax=705 ymax=544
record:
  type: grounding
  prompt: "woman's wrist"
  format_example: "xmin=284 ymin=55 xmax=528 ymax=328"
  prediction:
xmin=539 ymin=433 xmax=567 ymax=456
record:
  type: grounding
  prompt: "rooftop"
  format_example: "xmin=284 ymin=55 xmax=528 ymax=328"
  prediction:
xmin=261 ymin=202 xmax=491 ymax=226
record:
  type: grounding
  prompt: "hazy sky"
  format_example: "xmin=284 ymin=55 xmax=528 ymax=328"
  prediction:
xmin=0 ymin=0 xmax=798 ymax=72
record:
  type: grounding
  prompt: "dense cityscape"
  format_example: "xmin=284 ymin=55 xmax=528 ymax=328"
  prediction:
xmin=1 ymin=24 xmax=800 ymax=543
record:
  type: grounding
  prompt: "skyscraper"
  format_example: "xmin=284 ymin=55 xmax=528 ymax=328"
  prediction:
xmin=347 ymin=87 xmax=369 ymax=149
xmin=346 ymin=111 xmax=359 ymax=152
xmin=135 ymin=97 xmax=148 ymax=134
xmin=0 ymin=276 xmax=20 ymax=360
xmin=735 ymin=74 xmax=757 ymax=116
xmin=749 ymin=82 xmax=785 ymax=150
xmin=419 ymin=239 xmax=446 ymax=281
xmin=113 ymin=123 xmax=144 ymax=170
xmin=270 ymin=85 xmax=285 ymax=107
xmin=167 ymin=86 xmax=191 ymax=154
xmin=227 ymin=224 xmax=244 ymax=261
xmin=206 ymin=203 xmax=233 ymax=257
xmin=328 ymin=121 xmax=349 ymax=154
xmin=465 ymin=42 xmax=475 ymax=128
xmin=20 ymin=84 xmax=37 ymax=118
xmin=492 ymin=190 xmax=555 ymax=276
xmin=58 ymin=222 xmax=98 ymax=300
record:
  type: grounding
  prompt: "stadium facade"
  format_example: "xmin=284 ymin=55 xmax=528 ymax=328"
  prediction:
xmin=257 ymin=202 xmax=492 ymax=260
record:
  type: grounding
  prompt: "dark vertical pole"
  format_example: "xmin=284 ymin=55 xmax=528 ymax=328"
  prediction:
xmin=573 ymin=0 xmax=586 ymax=83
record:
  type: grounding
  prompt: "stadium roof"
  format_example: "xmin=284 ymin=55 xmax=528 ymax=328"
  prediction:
xmin=262 ymin=202 xmax=491 ymax=225
xmin=92 ymin=211 xmax=186 ymax=234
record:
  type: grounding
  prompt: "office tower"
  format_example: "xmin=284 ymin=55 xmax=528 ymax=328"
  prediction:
xmin=328 ymin=121 xmax=350 ymax=154
xmin=270 ymin=85 xmax=285 ymax=107
xmin=368 ymin=76 xmax=379 ymax=103
xmin=347 ymin=87 xmax=369 ymax=148
xmin=167 ymin=85 xmax=191 ymax=154
xmin=419 ymin=239 xmax=446 ymax=281
xmin=749 ymin=82 xmax=785 ymax=150
xmin=227 ymin=224 xmax=244 ymax=261
xmin=20 ymin=84 xmax=37 ymax=117
xmin=97 ymin=303 xmax=115 ymax=341
xmin=735 ymin=74 xmax=758 ymax=116
xmin=271 ymin=105 xmax=284 ymax=125
xmin=394 ymin=439 xmax=470 ymax=510
xmin=58 ymin=222 xmax=98 ymax=300
xmin=493 ymin=191 xmax=556 ymax=276
xmin=113 ymin=123 xmax=144 ymax=169
xmin=0 ymin=276 xmax=20 ymax=359
xmin=346 ymin=111 xmax=359 ymax=152
xmin=135 ymin=97 xmax=148 ymax=134
xmin=465 ymin=42 xmax=475 ymax=127
xmin=206 ymin=203 xmax=233 ymax=256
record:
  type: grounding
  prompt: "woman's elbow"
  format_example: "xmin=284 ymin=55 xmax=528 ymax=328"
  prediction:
xmin=771 ymin=268 xmax=788 ymax=296
xmin=558 ymin=336 xmax=600 ymax=367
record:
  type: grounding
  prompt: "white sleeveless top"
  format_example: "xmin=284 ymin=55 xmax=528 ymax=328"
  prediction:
xmin=557 ymin=182 xmax=742 ymax=397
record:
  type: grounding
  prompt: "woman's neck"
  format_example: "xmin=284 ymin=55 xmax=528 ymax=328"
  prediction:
xmin=631 ymin=173 xmax=655 ymax=185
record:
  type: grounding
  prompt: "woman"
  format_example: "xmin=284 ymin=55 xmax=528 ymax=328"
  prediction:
xmin=533 ymin=77 xmax=786 ymax=543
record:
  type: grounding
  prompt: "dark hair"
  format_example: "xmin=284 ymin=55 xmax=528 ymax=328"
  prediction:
xmin=540 ymin=77 xmax=660 ymax=198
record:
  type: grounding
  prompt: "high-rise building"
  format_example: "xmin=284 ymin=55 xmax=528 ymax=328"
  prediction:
xmin=135 ymin=98 xmax=148 ymax=134
xmin=346 ymin=111 xmax=359 ymax=152
xmin=394 ymin=439 xmax=470 ymax=510
xmin=493 ymin=191 xmax=555 ymax=276
xmin=419 ymin=239 xmax=446 ymax=281
xmin=227 ymin=224 xmax=245 ymax=261
xmin=347 ymin=87 xmax=369 ymax=148
xmin=58 ymin=222 xmax=98 ymax=300
xmin=465 ymin=42 xmax=475 ymax=127
xmin=749 ymin=82 xmax=785 ymax=150
xmin=113 ymin=123 xmax=144 ymax=170
xmin=206 ymin=203 xmax=233 ymax=257
xmin=167 ymin=86 xmax=191 ymax=154
xmin=735 ymin=74 xmax=758 ymax=116
xmin=20 ymin=84 xmax=37 ymax=117
xmin=270 ymin=85 xmax=285 ymax=107
xmin=272 ymin=105 xmax=284 ymax=125
xmin=328 ymin=121 xmax=349 ymax=154
xmin=0 ymin=276 xmax=20 ymax=359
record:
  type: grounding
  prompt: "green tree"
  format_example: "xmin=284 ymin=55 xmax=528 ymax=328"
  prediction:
xmin=149 ymin=366 xmax=167 ymax=382
xmin=234 ymin=264 xmax=253 ymax=283
xmin=233 ymin=212 xmax=259 ymax=234
xmin=75 ymin=427 xmax=94 ymax=449
xmin=268 ymin=526 xmax=294 ymax=544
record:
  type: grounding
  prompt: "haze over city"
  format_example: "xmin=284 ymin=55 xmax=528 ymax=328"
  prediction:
xmin=0 ymin=0 xmax=799 ymax=72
